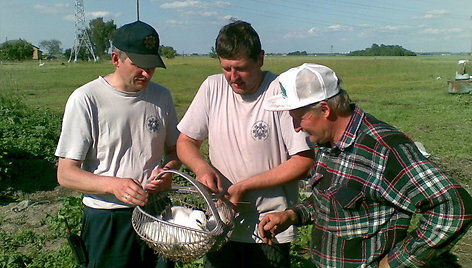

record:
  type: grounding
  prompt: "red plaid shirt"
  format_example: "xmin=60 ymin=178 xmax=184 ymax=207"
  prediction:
xmin=293 ymin=105 xmax=472 ymax=267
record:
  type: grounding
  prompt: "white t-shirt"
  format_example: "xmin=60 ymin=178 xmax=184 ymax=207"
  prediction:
xmin=177 ymin=72 xmax=311 ymax=243
xmin=55 ymin=76 xmax=179 ymax=209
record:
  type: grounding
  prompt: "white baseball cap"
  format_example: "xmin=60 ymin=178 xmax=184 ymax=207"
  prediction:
xmin=264 ymin=63 xmax=340 ymax=111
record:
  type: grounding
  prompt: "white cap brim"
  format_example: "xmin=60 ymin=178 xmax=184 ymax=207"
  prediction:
xmin=263 ymin=94 xmax=319 ymax=111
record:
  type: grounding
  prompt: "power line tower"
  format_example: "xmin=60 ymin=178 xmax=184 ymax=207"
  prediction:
xmin=69 ymin=0 xmax=96 ymax=62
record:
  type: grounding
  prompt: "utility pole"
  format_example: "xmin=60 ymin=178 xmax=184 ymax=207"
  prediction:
xmin=136 ymin=0 xmax=140 ymax=21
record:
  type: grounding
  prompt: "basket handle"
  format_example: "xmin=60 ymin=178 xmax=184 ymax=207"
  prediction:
xmin=155 ymin=169 xmax=227 ymax=235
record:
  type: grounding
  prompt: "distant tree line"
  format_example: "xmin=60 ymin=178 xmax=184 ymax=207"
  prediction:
xmin=0 ymin=18 xmax=177 ymax=61
xmin=287 ymin=51 xmax=308 ymax=56
xmin=348 ymin=44 xmax=416 ymax=56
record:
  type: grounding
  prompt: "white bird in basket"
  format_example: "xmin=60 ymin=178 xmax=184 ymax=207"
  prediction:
xmin=167 ymin=206 xmax=208 ymax=231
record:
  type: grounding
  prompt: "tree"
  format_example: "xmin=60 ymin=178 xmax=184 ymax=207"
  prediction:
xmin=209 ymin=46 xmax=217 ymax=58
xmin=349 ymin=44 xmax=416 ymax=56
xmin=88 ymin=18 xmax=116 ymax=59
xmin=159 ymin=45 xmax=177 ymax=59
xmin=0 ymin=40 xmax=34 ymax=60
xmin=287 ymin=50 xmax=308 ymax=56
xmin=39 ymin=39 xmax=62 ymax=55
xmin=64 ymin=46 xmax=89 ymax=61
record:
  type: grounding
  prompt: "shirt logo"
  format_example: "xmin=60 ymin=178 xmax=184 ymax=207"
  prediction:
xmin=280 ymin=82 xmax=287 ymax=98
xmin=251 ymin=121 xmax=269 ymax=141
xmin=144 ymin=35 xmax=157 ymax=50
xmin=146 ymin=115 xmax=161 ymax=133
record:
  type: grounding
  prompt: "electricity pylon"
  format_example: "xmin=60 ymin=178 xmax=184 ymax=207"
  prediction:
xmin=69 ymin=0 xmax=96 ymax=62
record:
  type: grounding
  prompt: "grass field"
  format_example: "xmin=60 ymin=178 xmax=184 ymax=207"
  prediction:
xmin=1 ymin=55 xmax=471 ymax=160
xmin=1 ymin=55 xmax=471 ymax=267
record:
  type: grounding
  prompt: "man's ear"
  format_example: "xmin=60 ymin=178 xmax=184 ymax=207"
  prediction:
xmin=319 ymin=101 xmax=332 ymax=119
xmin=111 ymin=52 xmax=120 ymax=67
xmin=257 ymin=50 xmax=265 ymax=67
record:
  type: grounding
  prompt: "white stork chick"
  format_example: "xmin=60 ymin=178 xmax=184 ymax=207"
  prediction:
xmin=168 ymin=206 xmax=208 ymax=231
xmin=188 ymin=209 xmax=208 ymax=231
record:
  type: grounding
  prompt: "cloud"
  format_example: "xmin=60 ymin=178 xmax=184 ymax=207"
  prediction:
xmin=33 ymin=3 xmax=70 ymax=15
xmin=213 ymin=1 xmax=232 ymax=8
xmin=283 ymin=32 xmax=307 ymax=39
xmin=159 ymin=0 xmax=230 ymax=22
xmin=181 ymin=10 xmax=218 ymax=17
xmin=307 ymin=27 xmax=317 ymax=34
xmin=166 ymin=19 xmax=188 ymax=25
xmin=160 ymin=0 xmax=230 ymax=9
xmin=282 ymin=26 xmax=319 ymax=40
xmin=326 ymin=24 xmax=353 ymax=31
xmin=422 ymin=9 xmax=449 ymax=19
xmin=222 ymin=15 xmax=239 ymax=21
xmin=161 ymin=0 xmax=201 ymax=9
xmin=421 ymin=27 xmax=464 ymax=34
xmin=376 ymin=25 xmax=412 ymax=32
xmin=86 ymin=11 xmax=114 ymax=19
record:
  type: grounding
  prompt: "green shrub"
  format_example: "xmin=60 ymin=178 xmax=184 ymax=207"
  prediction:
xmin=0 ymin=93 xmax=61 ymax=181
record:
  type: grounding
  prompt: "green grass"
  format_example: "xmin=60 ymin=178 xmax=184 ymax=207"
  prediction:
xmin=1 ymin=55 xmax=470 ymax=160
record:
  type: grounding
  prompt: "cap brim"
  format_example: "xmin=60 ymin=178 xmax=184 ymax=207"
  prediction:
xmin=263 ymin=94 xmax=316 ymax=111
xmin=126 ymin=52 xmax=166 ymax=69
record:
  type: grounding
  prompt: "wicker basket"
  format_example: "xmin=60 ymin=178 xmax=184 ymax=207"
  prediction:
xmin=132 ymin=170 xmax=234 ymax=262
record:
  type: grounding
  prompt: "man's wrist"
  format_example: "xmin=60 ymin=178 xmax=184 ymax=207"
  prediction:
xmin=286 ymin=209 xmax=299 ymax=225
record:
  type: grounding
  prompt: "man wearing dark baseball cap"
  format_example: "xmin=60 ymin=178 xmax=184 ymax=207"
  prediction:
xmin=113 ymin=20 xmax=166 ymax=69
xmin=56 ymin=20 xmax=180 ymax=267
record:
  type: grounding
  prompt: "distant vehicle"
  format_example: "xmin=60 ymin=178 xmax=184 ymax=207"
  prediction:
xmin=46 ymin=55 xmax=57 ymax=61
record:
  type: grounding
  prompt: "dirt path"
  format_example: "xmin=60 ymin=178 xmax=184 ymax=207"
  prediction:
xmin=0 ymin=186 xmax=79 ymax=254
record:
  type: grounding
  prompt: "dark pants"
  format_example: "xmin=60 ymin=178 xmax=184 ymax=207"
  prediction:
xmin=81 ymin=206 xmax=168 ymax=268
xmin=204 ymin=241 xmax=291 ymax=268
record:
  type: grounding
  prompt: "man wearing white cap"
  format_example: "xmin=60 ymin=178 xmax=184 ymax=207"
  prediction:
xmin=55 ymin=21 xmax=180 ymax=267
xmin=259 ymin=63 xmax=472 ymax=267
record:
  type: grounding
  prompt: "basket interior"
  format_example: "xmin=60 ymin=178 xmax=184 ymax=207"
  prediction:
xmin=132 ymin=172 xmax=234 ymax=262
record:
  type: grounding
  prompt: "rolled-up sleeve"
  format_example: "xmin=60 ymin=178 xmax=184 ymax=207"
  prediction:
xmin=381 ymin=143 xmax=472 ymax=267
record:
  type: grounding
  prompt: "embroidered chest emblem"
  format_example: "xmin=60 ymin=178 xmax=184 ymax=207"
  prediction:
xmin=146 ymin=115 xmax=161 ymax=133
xmin=251 ymin=120 xmax=269 ymax=141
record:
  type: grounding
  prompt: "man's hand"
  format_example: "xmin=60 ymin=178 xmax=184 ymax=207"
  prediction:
xmin=227 ymin=182 xmax=246 ymax=208
xmin=258 ymin=210 xmax=298 ymax=245
xmin=113 ymin=178 xmax=149 ymax=206
xmin=195 ymin=165 xmax=224 ymax=194
xmin=378 ymin=256 xmax=391 ymax=268
xmin=144 ymin=167 xmax=172 ymax=193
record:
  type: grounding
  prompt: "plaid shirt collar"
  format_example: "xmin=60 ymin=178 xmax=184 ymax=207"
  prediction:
xmin=320 ymin=104 xmax=365 ymax=152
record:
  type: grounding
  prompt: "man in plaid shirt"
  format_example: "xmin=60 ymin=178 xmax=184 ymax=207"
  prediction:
xmin=259 ymin=63 xmax=472 ymax=267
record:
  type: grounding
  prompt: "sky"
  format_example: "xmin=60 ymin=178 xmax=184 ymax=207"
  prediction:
xmin=0 ymin=0 xmax=471 ymax=54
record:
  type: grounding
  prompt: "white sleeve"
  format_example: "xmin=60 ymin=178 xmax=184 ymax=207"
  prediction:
xmin=55 ymin=90 xmax=94 ymax=160
xmin=177 ymin=78 xmax=210 ymax=141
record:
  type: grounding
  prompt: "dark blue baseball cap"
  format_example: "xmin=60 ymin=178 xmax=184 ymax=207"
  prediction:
xmin=112 ymin=21 xmax=166 ymax=69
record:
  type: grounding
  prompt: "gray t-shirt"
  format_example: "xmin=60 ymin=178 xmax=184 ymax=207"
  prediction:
xmin=55 ymin=76 xmax=179 ymax=209
xmin=177 ymin=72 xmax=311 ymax=243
